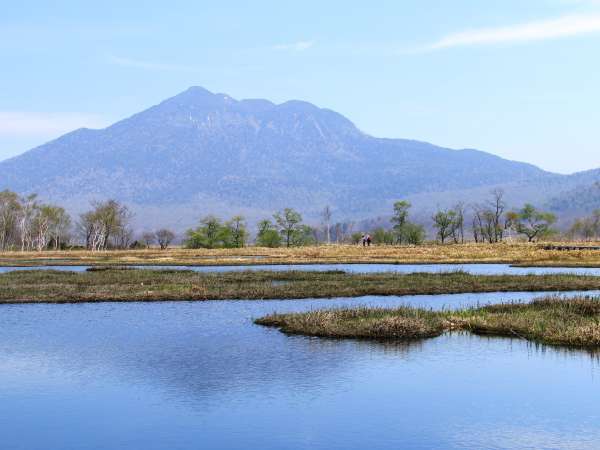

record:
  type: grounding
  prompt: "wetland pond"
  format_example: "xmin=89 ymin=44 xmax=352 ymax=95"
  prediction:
xmin=2 ymin=290 xmax=600 ymax=449
xmin=2 ymin=262 xmax=600 ymax=276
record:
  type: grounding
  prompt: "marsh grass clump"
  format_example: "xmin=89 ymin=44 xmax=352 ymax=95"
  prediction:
xmin=459 ymin=296 xmax=600 ymax=347
xmin=256 ymin=306 xmax=446 ymax=339
xmin=256 ymin=296 xmax=600 ymax=348
xmin=3 ymin=270 xmax=600 ymax=303
xmin=3 ymin=269 xmax=600 ymax=303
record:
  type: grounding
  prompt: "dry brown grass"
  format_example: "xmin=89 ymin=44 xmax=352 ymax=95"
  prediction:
xmin=1 ymin=242 xmax=600 ymax=267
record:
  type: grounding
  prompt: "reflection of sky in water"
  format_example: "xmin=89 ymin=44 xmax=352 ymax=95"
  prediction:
xmin=2 ymin=293 xmax=600 ymax=449
xmin=448 ymin=425 xmax=600 ymax=450
xmin=2 ymin=263 xmax=600 ymax=276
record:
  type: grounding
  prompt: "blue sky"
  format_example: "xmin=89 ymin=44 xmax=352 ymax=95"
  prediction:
xmin=1 ymin=0 xmax=600 ymax=173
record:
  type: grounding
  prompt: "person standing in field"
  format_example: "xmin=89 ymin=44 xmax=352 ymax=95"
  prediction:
xmin=366 ymin=234 xmax=372 ymax=247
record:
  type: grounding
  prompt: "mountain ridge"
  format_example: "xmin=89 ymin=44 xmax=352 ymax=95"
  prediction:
xmin=0 ymin=86 xmax=598 ymax=229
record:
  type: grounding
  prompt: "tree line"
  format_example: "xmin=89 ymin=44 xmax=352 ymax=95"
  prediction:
xmin=568 ymin=210 xmax=600 ymax=241
xmin=184 ymin=209 xmax=317 ymax=249
xmin=0 ymin=188 xmax=598 ymax=251
xmin=0 ymin=191 xmax=176 ymax=251
xmin=344 ymin=190 xmax=558 ymax=245
xmin=0 ymin=191 xmax=70 ymax=251
xmin=183 ymin=191 xmax=566 ymax=247
xmin=429 ymin=190 xmax=557 ymax=243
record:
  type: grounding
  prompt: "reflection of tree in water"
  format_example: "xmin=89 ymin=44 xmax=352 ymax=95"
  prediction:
xmin=360 ymin=339 xmax=426 ymax=355
xmin=531 ymin=340 xmax=600 ymax=362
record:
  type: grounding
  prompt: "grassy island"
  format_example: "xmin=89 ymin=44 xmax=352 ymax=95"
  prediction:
xmin=2 ymin=269 xmax=600 ymax=303
xmin=256 ymin=296 xmax=600 ymax=348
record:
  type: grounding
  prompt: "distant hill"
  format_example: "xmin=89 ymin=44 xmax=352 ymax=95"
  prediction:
xmin=547 ymin=181 xmax=600 ymax=217
xmin=0 ymin=86 xmax=598 ymax=229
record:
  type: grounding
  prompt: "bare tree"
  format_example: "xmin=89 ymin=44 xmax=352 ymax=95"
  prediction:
xmin=48 ymin=206 xmax=71 ymax=250
xmin=471 ymin=206 xmax=484 ymax=243
xmin=471 ymin=190 xmax=507 ymax=244
xmin=570 ymin=210 xmax=600 ymax=241
xmin=141 ymin=232 xmax=155 ymax=248
xmin=78 ymin=211 xmax=103 ymax=251
xmin=113 ymin=206 xmax=134 ymax=249
xmin=17 ymin=194 xmax=37 ymax=251
xmin=155 ymin=229 xmax=175 ymax=250
xmin=332 ymin=221 xmax=355 ymax=244
xmin=334 ymin=223 xmax=342 ymax=243
xmin=488 ymin=189 xmax=506 ymax=243
xmin=32 ymin=205 xmax=53 ymax=251
xmin=451 ymin=202 xmax=465 ymax=244
xmin=321 ymin=205 xmax=332 ymax=244
xmin=78 ymin=200 xmax=133 ymax=250
xmin=0 ymin=190 xmax=20 ymax=251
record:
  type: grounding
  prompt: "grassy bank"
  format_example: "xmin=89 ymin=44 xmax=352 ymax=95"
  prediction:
xmin=2 ymin=269 xmax=600 ymax=303
xmin=256 ymin=296 xmax=600 ymax=348
xmin=1 ymin=242 xmax=600 ymax=267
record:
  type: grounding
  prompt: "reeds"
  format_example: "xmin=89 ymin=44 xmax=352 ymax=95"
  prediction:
xmin=256 ymin=295 xmax=600 ymax=348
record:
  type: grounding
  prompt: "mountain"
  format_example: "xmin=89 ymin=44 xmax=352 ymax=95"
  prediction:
xmin=1 ymin=86 xmax=598 ymax=229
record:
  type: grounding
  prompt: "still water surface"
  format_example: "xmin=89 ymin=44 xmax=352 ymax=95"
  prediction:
xmin=1 ymin=262 xmax=600 ymax=276
xmin=2 ymin=290 xmax=600 ymax=449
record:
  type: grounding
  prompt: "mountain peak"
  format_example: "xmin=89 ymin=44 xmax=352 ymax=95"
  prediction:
xmin=166 ymin=86 xmax=221 ymax=104
xmin=278 ymin=99 xmax=319 ymax=112
xmin=182 ymin=85 xmax=214 ymax=96
xmin=0 ymin=87 xmax=569 ymax=229
xmin=167 ymin=88 xmax=323 ymax=114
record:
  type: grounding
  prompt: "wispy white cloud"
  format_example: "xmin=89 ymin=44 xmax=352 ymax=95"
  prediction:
xmin=106 ymin=54 xmax=200 ymax=72
xmin=0 ymin=112 xmax=108 ymax=136
xmin=424 ymin=14 xmax=600 ymax=51
xmin=273 ymin=40 xmax=316 ymax=51
xmin=558 ymin=0 xmax=600 ymax=5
